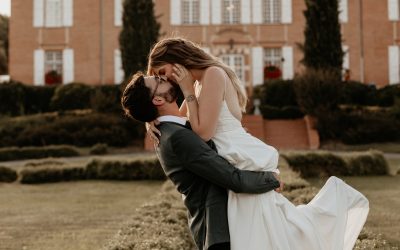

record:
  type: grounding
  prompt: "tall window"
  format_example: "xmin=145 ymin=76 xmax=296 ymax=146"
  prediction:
xmin=45 ymin=51 xmax=63 ymax=84
xmin=263 ymin=0 xmax=281 ymax=23
xmin=264 ymin=48 xmax=282 ymax=68
xmin=221 ymin=54 xmax=245 ymax=82
xmin=222 ymin=0 xmax=240 ymax=24
xmin=182 ymin=0 xmax=200 ymax=24
xmin=45 ymin=0 xmax=63 ymax=27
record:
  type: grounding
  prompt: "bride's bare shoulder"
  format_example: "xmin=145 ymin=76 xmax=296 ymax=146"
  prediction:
xmin=202 ymin=66 xmax=226 ymax=85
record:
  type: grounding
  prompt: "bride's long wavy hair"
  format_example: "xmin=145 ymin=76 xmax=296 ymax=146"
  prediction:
xmin=147 ymin=37 xmax=248 ymax=112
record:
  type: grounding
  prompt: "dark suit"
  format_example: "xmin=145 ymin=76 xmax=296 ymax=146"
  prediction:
xmin=155 ymin=121 xmax=280 ymax=250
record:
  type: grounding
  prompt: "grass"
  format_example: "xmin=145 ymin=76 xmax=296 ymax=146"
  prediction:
xmin=307 ymin=159 xmax=400 ymax=247
xmin=0 ymin=180 xmax=163 ymax=250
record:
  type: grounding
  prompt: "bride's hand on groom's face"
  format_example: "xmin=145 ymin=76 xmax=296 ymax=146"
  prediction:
xmin=172 ymin=64 xmax=195 ymax=93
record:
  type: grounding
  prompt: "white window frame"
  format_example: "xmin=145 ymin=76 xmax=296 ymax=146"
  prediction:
xmin=34 ymin=0 xmax=73 ymax=27
xmin=263 ymin=0 xmax=281 ymax=24
xmin=264 ymin=48 xmax=282 ymax=69
xmin=222 ymin=0 xmax=241 ymax=24
xmin=45 ymin=0 xmax=63 ymax=27
xmin=388 ymin=0 xmax=400 ymax=21
xmin=45 ymin=51 xmax=63 ymax=76
xmin=182 ymin=0 xmax=200 ymax=24
xmin=221 ymin=54 xmax=245 ymax=83
xmin=114 ymin=0 xmax=123 ymax=26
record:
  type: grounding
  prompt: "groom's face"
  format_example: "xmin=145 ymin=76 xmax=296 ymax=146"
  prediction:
xmin=144 ymin=75 xmax=180 ymax=103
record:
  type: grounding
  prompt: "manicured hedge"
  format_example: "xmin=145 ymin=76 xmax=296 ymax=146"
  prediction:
xmin=0 ymin=82 xmax=123 ymax=117
xmin=0 ymin=112 xmax=144 ymax=147
xmin=0 ymin=145 xmax=80 ymax=162
xmin=19 ymin=157 xmax=165 ymax=184
xmin=0 ymin=166 xmax=18 ymax=182
xmin=281 ymin=150 xmax=389 ymax=178
xmin=259 ymin=105 xmax=304 ymax=119
xmin=316 ymin=110 xmax=400 ymax=144
xmin=85 ymin=158 xmax=165 ymax=180
xmin=50 ymin=83 xmax=92 ymax=111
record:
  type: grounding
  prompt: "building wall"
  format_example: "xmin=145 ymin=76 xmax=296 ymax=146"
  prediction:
xmin=9 ymin=0 xmax=400 ymax=88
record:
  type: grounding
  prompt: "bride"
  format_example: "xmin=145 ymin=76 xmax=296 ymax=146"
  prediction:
xmin=147 ymin=37 xmax=369 ymax=250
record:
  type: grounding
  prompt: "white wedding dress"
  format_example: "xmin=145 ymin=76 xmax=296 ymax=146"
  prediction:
xmin=208 ymin=99 xmax=369 ymax=250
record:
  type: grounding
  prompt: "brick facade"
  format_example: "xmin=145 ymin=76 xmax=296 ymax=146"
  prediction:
xmin=9 ymin=0 xmax=400 ymax=88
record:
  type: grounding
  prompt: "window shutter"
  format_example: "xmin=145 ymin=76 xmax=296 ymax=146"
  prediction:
xmin=339 ymin=0 xmax=348 ymax=23
xmin=388 ymin=0 xmax=399 ymax=21
xmin=63 ymin=0 xmax=73 ymax=26
xmin=115 ymin=0 xmax=123 ymax=26
xmin=34 ymin=49 xmax=45 ymax=85
xmin=200 ymin=0 xmax=210 ymax=24
xmin=114 ymin=49 xmax=124 ymax=84
xmin=63 ymin=49 xmax=74 ymax=84
xmin=33 ymin=0 xmax=44 ymax=27
xmin=241 ymin=0 xmax=251 ymax=24
xmin=389 ymin=46 xmax=400 ymax=84
xmin=282 ymin=46 xmax=293 ymax=80
xmin=281 ymin=0 xmax=292 ymax=24
xmin=171 ymin=0 xmax=182 ymax=25
xmin=342 ymin=45 xmax=349 ymax=70
xmin=252 ymin=47 xmax=264 ymax=86
xmin=252 ymin=0 xmax=262 ymax=24
xmin=211 ymin=0 xmax=221 ymax=24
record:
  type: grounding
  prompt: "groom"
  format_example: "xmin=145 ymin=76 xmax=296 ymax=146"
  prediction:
xmin=121 ymin=72 xmax=281 ymax=250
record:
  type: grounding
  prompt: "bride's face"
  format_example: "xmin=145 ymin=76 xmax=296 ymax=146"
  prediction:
xmin=152 ymin=64 xmax=174 ymax=79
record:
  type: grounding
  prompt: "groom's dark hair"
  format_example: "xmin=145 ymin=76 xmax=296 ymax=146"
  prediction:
xmin=121 ymin=72 xmax=159 ymax=122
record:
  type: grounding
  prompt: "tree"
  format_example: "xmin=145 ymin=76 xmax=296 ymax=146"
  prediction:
xmin=0 ymin=14 xmax=9 ymax=75
xmin=301 ymin=0 xmax=343 ymax=78
xmin=119 ymin=0 xmax=160 ymax=81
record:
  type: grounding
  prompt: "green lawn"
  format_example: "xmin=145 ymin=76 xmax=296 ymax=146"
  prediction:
xmin=0 ymin=181 xmax=163 ymax=250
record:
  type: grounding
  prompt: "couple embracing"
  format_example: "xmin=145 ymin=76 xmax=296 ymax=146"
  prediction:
xmin=121 ymin=37 xmax=369 ymax=250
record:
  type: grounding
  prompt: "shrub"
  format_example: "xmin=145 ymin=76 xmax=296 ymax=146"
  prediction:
xmin=23 ymin=84 xmax=56 ymax=114
xmin=19 ymin=157 xmax=165 ymax=184
xmin=0 ymin=112 xmax=145 ymax=147
xmin=0 ymin=81 xmax=25 ymax=116
xmin=90 ymin=85 xmax=123 ymax=114
xmin=316 ymin=110 xmax=400 ymax=144
xmin=0 ymin=145 xmax=80 ymax=162
xmin=20 ymin=167 xmax=86 ymax=184
xmin=0 ymin=166 xmax=18 ymax=182
xmin=259 ymin=105 xmax=304 ymax=119
xmin=377 ymin=84 xmax=400 ymax=107
xmin=282 ymin=151 xmax=389 ymax=178
xmin=50 ymin=83 xmax=92 ymax=111
xmin=282 ymin=151 xmax=348 ymax=178
xmin=258 ymin=80 xmax=299 ymax=107
xmin=294 ymin=69 xmax=342 ymax=116
xmin=90 ymin=143 xmax=108 ymax=155
xmin=340 ymin=81 xmax=378 ymax=106
xmin=345 ymin=151 xmax=389 ymax=176
xmin=86 ymin=158 xmax=165 ymax=180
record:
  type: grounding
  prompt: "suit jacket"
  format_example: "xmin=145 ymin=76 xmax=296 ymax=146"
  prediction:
xmin=155 ymin=122 xmax=280 ymax=250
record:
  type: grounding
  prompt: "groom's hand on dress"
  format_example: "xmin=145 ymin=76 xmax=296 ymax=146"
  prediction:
xmin=273 ymin=173 xmax=284 ymax=193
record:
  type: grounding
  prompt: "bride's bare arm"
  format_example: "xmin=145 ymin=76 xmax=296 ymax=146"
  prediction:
xmin=173 ymin=65 xmax=224 ymax=141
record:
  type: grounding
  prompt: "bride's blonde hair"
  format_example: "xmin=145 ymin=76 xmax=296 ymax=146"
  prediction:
xmin=147 ymin=37 xmax=248 ymax=112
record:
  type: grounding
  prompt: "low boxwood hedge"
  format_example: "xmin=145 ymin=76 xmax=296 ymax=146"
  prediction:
xmin=0 ymin=145 xmax=80 ymax=162
xmin=19 ymin=157 xmax=165 ymax=184
xmin=0 ymin=166 xmax=18 ymax=182
xmin=282 ymin=150 xmax=389 ymax=178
